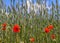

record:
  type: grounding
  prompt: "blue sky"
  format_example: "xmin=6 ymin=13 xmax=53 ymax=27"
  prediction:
xmin=3 ymin=0 xmax=60 ymax=8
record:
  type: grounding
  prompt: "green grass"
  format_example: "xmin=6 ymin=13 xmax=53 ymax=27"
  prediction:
xmin=0 ymin=13 xmax=60 ymax=43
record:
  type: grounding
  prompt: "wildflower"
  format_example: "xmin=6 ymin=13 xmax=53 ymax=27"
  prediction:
xmin=2 ymin=23 xmax=7 ymax=27
xmin=13 ymin=24 xmax=20 ymax=33
xmin=2 ymin=23 xmax=7 ymax=30
xmin=2 ymin=27 xmax=6 ymax=30
xmin=48 ymin=25 xmax=54 ymax=30
xmin=51 ymin=34 xmax=56 ymax=39
xmin=29 ymin=37 xmax=35 ymax=42
xmin=44 ymin=28 xmax=50 ymax=33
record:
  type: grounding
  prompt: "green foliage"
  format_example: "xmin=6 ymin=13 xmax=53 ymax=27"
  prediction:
xmin=0 ymin=0 xmax=60 ymax=43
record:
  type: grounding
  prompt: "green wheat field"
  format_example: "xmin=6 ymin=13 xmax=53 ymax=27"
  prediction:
xmin=0 ymin=0 xmax=60 ymax=43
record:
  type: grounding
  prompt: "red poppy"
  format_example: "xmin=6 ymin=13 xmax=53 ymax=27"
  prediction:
xmin=2 ymin=23 xmax=7 ymax=30
xmin=13 ymin=24 xmax=20 ymax=33
xmin=48 ymin=25 xmax=54 ymax=30
xmin=2 ymin=27 xmax=6 ymax=30
xmin=29 ymin=37 xmax=35 ymax=42
xmin=44 ymin=27 xmax=50 ymax=33
xmin=2 ymin=23 xmax=7 ymax=27
xmin=51 ymin=34 xmax=56 ymax=39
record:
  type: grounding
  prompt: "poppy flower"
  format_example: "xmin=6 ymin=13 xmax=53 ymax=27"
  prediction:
xmin=44 ymin=27 xmax=50 ymax=33
xmin=2 ymin=23 xmax=7 ymax=30
xmin=29 ymin=37 xmax=35 ymax=42
xmin=2 ymin=23 xmax=7 ymax=27
xmin=13 ymin=24 xmax=20 ymax=33
xmin=51 ymin=34 xmax=56 ymax=39
xmin=48 ymin=25 xmax=54 ymax=30
xmin=2 ymin=27 xmax=6 ymax=30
